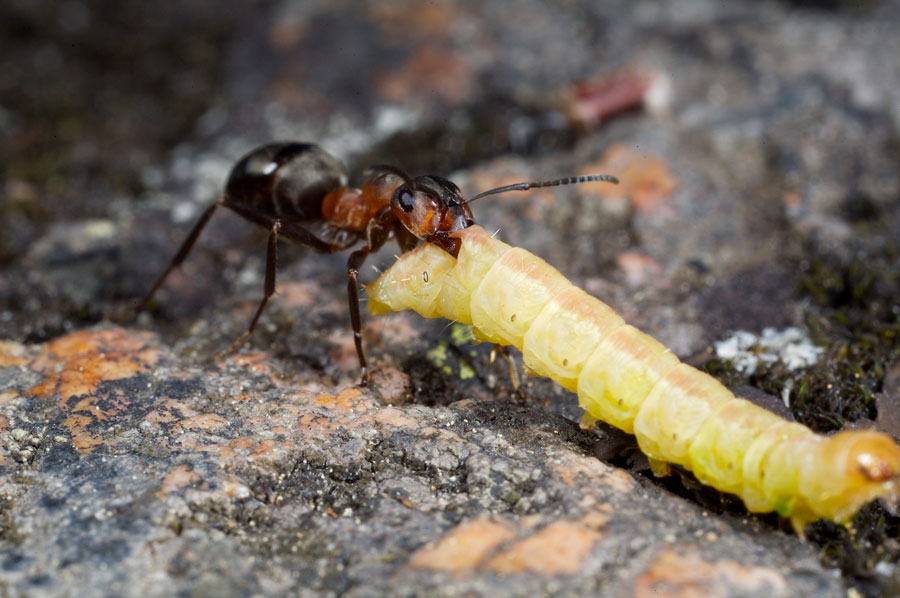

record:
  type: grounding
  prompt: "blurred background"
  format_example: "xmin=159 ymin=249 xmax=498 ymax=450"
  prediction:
xmin=2 ymin=0 xmax=900 ymax=595
xmin=2 ymin=0 xmax=899 ymax=345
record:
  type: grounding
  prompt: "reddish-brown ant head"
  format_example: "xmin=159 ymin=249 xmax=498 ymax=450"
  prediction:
xmin=389 ymin=171 xmax=619 ymax=257
xmin=390 ymin=175 xmax=475 ymax=256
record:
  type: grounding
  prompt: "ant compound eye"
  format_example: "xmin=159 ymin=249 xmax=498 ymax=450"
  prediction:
xmin=396 ymin=187 xmax=416 ymax=212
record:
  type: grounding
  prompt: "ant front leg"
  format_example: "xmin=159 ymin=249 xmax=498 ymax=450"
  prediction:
xmin=216 ymin=221 xmax=282 ymax=359
xmin=346 ymin=212 xmax=394 ymax=386
xmin=347 ymin=248 xmax=372 ymax=385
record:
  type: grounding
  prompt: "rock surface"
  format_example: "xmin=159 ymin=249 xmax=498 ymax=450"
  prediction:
xmin=2 ymin=0 xmax=900 ymax=596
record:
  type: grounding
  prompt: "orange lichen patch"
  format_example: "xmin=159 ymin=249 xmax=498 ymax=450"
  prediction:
xmin=142 ymin=398 xmax=194 ymax=425
xmin=578 ymin=507 xmax=612 ymax=530
xmin=158 ymin=465 xmax=203 ymax=496
xmin=0 ymin=415 xmax=10 ymax=465
xmin=293 ymin=413 xmax=332 ymax=437
xmin=0 ymin=340 xmax=29 ymax=367
xmin=485 ymin=520 xmax=602 ymax=577
xmin=20 ymin=328 xmax=158 ymax=454
xmin=64 ymin=413 xmax=107 ymax=452
xmin=313 ymin=388 xmax=375 ymax=413
xmin=369 ymin=2 xmax=455 ymax=36
xmin=1 ymin=390 xmax=18 ymax=407
xmin=580 ymin=145 xmax=678 ymax=213
xmin=228 ymin=436 xmax=255 ymax=452
xmin=28 ymin=328 xmax=159 ymax=403
xmin=367 ymin=365 xmax=413 ymax=405
xmin=267 ymin=16 xmax=307 ymax=50
xmin=249 ymin=438 xmax=280 ymax=458
xmin=408 ymin=515 xmax=517 ymax=573
xmin=60 ymin=388 xmax=136 ymax=453
xmin=326 ymin=329 xmax=365 ymax=375
xmin=274 ymin=281 xmax=317 ymax=309
xmin=783 ymin=189 xmax=803 ymax=210
xmin=374 ymin=406 xmax=420 ymax=430
xmin=213 ymin=436 xmax=256 ymax=460
xmin=552 ymin=451 xmax=635 ymax=495
xmin=173 ymin=413 xmax=229 ymax=433
xmin=70 ymin=389 xmax=131 ymax=422
xmin=633 ymin=551 xmax=788 ymax=598
xmin=244 ymin=404 xmax=305 ymax=431
xmin=377 ymin=44 xmax=473 ymax=106
xmin=367 ymin=316 xmax=423 ymax=348
xmin=291 ymin=401 xmax=375 ymax=440
xmin=418 ymin=427 xmax=465 ymax=444
xmin=616 ymin=251 xmax=662 ymax=289
xmin=221 ymin=477 xmax=251 ymax=499
xmin=227 ymin=352 xmax=280 ymax=382
xmin=220 ymin=437 xmax=292 ymax=462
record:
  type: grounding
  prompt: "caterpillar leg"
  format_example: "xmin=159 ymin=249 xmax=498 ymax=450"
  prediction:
xmin=490 ymin=344 xmax=523 ymax=396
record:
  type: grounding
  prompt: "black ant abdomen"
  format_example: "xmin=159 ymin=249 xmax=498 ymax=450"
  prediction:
xmin=222 ymin=142 xmax=349 ymax=223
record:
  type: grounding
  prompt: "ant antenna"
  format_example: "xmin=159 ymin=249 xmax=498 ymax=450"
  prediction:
xmin=465 ymin=174 xmax=619 ymax=204
xmin=365 ymin=164 xmax=414 ymax=187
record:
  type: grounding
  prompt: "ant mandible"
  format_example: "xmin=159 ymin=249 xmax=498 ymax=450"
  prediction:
xmin=138 ymin=142 xmax=617 ymax=386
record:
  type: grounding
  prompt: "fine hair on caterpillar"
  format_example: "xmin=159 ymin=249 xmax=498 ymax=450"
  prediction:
xmin=366 ymin=224 xmax=900 ymax=534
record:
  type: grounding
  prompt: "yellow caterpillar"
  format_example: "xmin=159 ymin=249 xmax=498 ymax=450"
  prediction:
xmin=366 ymin=224 xmax=900 ymax=533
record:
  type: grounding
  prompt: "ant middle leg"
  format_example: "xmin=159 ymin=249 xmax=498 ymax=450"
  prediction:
xmin=346 ymin=212 xmax=395 ymax=386
xmin=216 ymin=221 xmax=282 ymax=359
xmin=137 ymin=199 xmax=223 ymax=313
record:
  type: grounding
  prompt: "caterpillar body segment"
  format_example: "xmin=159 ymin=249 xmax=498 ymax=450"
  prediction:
xmin=576 ymin=325 xmax=677 ymax=434
xmin=688 ymin=398 xmax=790 ymax=499
xmin=469 ymin=247 xmax=571 ymax=347
xmin=523 ymin=285 xmax=625 ymax=393
xmin=366 ymin=225 xmax=900 ymax=532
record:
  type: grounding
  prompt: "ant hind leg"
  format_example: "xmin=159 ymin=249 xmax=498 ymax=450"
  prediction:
xmin=136 ymin=199 xmax=223 ymax=315
xmin=216 ymin=221 xmax=282 ymax=360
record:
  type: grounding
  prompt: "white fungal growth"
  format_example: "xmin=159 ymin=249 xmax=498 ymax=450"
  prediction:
xmin=714 ymin=327 xmax=824 ymax=374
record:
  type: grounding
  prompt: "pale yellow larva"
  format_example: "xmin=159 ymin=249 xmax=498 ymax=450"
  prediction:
xmin=367 ymin=225 xmax=900 ymax=533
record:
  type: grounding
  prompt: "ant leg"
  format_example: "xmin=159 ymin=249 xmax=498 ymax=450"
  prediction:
xmin=137 ymin=199 xmax=223 ymax=313
xmin=216 ymin=221 xmax=282 ymax=359
xmin=346 ymin=248 xmax=371 ymax=386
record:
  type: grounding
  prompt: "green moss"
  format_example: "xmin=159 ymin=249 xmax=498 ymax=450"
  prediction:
xmin=705 ymin=247 xmax=900 ymax=434
xmin=450 ymin=323 xmax=475 ymax=345
xmin=705 ymin=206 xmax=900 ymax=585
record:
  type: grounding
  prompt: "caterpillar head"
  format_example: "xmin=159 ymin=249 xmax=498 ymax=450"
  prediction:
xmin=814 ymin=430 xmax=900 ymax=523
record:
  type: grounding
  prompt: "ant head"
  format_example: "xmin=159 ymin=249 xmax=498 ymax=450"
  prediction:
xmin=385 ymin=168 xmax=618 ymax=257
xmin=390 ymin=175 xmax=474 ymax=255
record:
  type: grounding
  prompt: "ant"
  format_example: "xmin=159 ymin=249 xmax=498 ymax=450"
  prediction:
xmin=138 ymin=142 xmax=617 ymax=386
